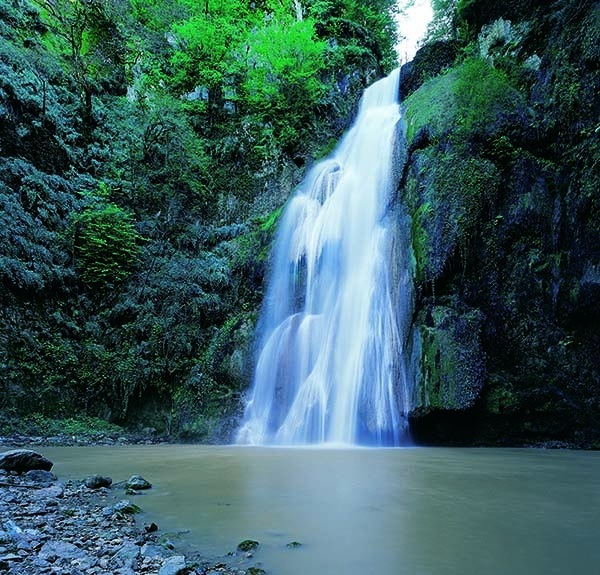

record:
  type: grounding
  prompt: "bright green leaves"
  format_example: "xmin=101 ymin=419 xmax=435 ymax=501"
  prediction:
xmin=73 ymin=199 xmax=142 ymax=287
xmin=244 ymin=19 xmax=326 ymax=106
xmin=170 ymin=0 xmax=249 ymax=94
xmin=242 ymin=18 xmax=327 ymax=148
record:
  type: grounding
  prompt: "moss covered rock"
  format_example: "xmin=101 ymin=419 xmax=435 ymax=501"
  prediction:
xmin=402 ymin=0 xmax=600 ymax=447
xmin=411 ymin=300 xmax=485 ymax=415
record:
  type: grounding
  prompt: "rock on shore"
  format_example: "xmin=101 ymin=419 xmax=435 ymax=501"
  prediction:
xmin=0 ymin=450 xmax=261 ymax=575
xmin=0 ymin=449 xmax=53 ymax=472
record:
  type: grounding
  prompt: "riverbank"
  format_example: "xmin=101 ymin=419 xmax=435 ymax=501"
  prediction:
xmin=0 ymin=431 xmax=166 ymax=449
xmin=0 ymin=448 xmax=265 ymax=575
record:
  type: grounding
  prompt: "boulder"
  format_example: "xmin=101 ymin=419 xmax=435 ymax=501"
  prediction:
xmin=0 ymin=450 xmax=53 ymax=472
xmin=84 ymin=474 xmax=113 ymax=489
xmin=237 ymin=539 xmax=260 ymax=552
xmin=25 ymin=469 xmax=56 ymax=485
xmin=34 ymin=482 xmax=65 ymax=499
xmin=125 ymin=475 xmax=152 ymax=490
xmin=39 ymin=540 xmax=87 ymax=562
xmin=110 ymin=542 xmax=140 ymax=569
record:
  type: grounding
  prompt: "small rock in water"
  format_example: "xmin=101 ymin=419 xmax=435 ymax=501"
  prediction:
xmin=84 ymin=474 xmax=113 ymax=489
xmin=286 ymin=541 xmax=302 ymax=548
xmin=144 ymin=522 xmax=159 ymax=533
xmin=126 ymin=475 xmax=152 ymax=490
xmin=237 ymin=539 xmax=260 ymax=552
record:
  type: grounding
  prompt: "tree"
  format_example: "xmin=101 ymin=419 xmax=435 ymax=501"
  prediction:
xmin=33 ymin=0 xmax=127 ymax=128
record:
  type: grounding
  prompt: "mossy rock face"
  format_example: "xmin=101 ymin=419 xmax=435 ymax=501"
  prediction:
xmin=403 ymin=57 xmax=527 ymax=147
xmin=399 ymin=40 xmax=460 ymax=100
xmin=401 ymin=0 xmax=600 ymax=446
xmin=405 ymin=148 xmax=500 ymax=283
xmin=457 ymin=0 xmax=546 ymax=35
xmin=411 ymin=300 xmax=485 ymax=415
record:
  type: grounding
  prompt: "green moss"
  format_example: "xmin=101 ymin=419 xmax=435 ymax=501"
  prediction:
xmin=259 ymin=205 xmax=283 ymax=233
xmin=403 ymin=69 xmax=455 ymax=145
xmin=414 ymin=302 xmax=485 ymax=412
xmin=406 ymin=149 xmax=500 ymax=282
xmin=411 ymin=202 xmax=433 ymax=282
xmin=237 ymin=539 xmax=260 ymax=552
xmin=484 ymin=376 xmax=518 ymax=415
xmin=403 ymin=57 xmax=524 ymax=146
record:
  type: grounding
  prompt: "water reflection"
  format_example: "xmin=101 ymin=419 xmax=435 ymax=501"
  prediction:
xmin=41 ymin=446 xmax=600 ymax=575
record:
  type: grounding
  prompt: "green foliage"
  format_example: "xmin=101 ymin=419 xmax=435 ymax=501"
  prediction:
xmin=425 ymin=0 xmax=458 ymax=42
xmin=0 ymin=0 xmax=407 ymax=438
xmin=169 ymin=0 xmax=250 ymax=95
xmin=0 ymin=160 xmax=78 ymax=294
xmin=0 ymin=414 xmax=124 ymax=438
xmin=73 ymin=196 xmax=142 ymax=286
xmin=241 ymin=18 xmax=327 ymax=150
xmin=404 ymin=56 xmax=525 ymax=145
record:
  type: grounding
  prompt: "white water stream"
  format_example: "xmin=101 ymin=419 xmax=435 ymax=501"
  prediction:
xmin=237 ymin=69 xmax=413 ymax=446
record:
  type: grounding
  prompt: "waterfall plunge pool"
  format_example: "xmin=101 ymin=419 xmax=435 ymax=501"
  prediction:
xmin=39 ymin=445 xmax=600 ymax=575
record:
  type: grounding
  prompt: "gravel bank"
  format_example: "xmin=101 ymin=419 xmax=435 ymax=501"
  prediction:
xmin=0 ymin=449 xmax=266 ymax=575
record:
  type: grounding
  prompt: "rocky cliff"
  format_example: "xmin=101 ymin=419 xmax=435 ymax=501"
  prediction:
xmin=401 ymin=0 xmax=600 ymax=447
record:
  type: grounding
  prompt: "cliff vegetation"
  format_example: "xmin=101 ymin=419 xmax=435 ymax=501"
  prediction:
xmin=401 ymin=0 xmax=600 ymax=447
xmin=0 ymin=0 xmax=398 ymax=440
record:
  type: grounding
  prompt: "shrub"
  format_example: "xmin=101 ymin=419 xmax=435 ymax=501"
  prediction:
xmin=73 ymin=200 xmax=142 ymax=286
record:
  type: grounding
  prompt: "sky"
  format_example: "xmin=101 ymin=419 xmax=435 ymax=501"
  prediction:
xmin=395 ymin=0 xmax=434 ymax=63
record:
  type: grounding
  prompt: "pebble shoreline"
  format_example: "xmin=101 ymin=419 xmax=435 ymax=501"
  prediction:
xmin=0 ymin=447 xmax=266 ymax=575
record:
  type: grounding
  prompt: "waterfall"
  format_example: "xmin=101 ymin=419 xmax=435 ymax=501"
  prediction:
xmin=236 ymin=69 xmax=414 ymax=446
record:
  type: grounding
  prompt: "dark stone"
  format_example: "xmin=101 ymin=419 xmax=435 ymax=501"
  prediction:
xmin=237 ymin=539 xmax=260 ymax=552
xmin=457 ymin=0 xmax=547 ymax=33
xmin=0 ymin=450 xmax=53 ymax=472
xmin=84 ymin=474 xmax=113 ymax=489
xmin=144 ymin=522 xmax=159 ymax=533
xmin=125 ymin=475 xmax=152 ymax=490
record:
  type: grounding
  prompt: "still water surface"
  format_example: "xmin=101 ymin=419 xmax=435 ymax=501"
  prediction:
xmin=42 ymin=445 xmax=600 ymax=575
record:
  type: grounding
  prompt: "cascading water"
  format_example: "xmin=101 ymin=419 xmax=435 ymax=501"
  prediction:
xmin=236 ymin=69 xmax=414 ymax=446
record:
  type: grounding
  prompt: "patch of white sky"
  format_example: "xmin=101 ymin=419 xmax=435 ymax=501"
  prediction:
xmin=395 ymin=0 xmax=434 ymax=64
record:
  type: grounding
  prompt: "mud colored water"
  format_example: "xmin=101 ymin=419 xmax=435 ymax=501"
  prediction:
xmin=42 ymin=445 xmax=600 ymax=575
